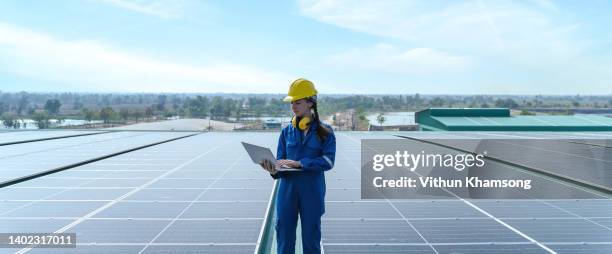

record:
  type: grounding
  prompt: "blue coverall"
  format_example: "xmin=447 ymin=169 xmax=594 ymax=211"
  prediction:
xmin=271 ymin=120 xmax=336 ymax=254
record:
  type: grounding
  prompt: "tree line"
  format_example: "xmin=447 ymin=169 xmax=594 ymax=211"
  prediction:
xmin=1 ymin=91 xmax=611 ymax=129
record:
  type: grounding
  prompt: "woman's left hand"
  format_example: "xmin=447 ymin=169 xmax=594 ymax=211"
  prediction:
xmin=278 ymin=159 xmax=301 ymax=168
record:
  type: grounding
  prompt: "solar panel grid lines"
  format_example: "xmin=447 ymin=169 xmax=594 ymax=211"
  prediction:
xmin=0 ymin=132 xmax=150 ymax=160
xmin=0 ymin=170 xmax=120 ymax=218
xmin=0 ymin=132 xmax=139 ymax=159
xmin=0 ymin=131 xmax=195 ymax=159
xmin=14 ymin=134 xmax=237 ymax=254
xmin=334 ymin=132 xmax=612 ymax=253
xmin=335 ymin=141 xmax=438 ymax=253
xmin=330 ymin=133 xmax=431 ymax=252
xmin=0 ymin=132 xmax=280 ymax=254
xmin=396 ymin=132 xmax=612 ymax=200
xmin=139 ymin=134 xmax=276 ymax=253
xmin=0 ymin=135 xmax=206 ymax=252
xmin=522 ymin=199 xmax=612 ymax=232
xmin=394 ymin=134 xmax=612 ymax=195
xmin=0 ymin=132 xmax=199 ymax=188
xmin=364 ymin=133 xmax=610 ymax=252
xmin=137 ymin=153 xmax=247 ymax=254
xmin=450 ymin=195 xmax=556 ymax=253
xmin=0 ymin=130 xmax=107 ymax=146
xmin=1 ymin=131 xmax=611 ymax=253
xmin=338 ymin=135 xmax=532 ymax=248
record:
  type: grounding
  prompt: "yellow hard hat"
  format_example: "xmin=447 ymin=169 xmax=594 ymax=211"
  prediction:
xmin=283 ymin=78 xmax=318 ymax=102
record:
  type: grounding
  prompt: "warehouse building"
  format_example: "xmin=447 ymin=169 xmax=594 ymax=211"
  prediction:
xmin=416 ymin=108 xmax=612 ymax=131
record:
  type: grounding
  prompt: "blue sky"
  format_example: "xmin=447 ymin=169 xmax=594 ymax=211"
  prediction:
xmin=0 ymin=0 xmax=611 ymax=94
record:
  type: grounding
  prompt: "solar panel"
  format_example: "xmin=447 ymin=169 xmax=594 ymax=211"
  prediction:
xmin=0 ymin=132 xmax=196 ymax=185
xmin=319 ymin=132 xmax=612 ymax=253
xmin=0 ymin=131 xmax=610 ymax=253
xmin=0 ymin=132 xmax=277 ymax=253
xmin=0 ymin=130 xmax=104 ymax=145
xmin=395 ymin=132 xmax=612 ymax=192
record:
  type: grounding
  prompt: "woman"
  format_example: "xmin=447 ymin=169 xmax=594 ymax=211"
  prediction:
xmin=260 ymin=78 xmax=336 ymax=254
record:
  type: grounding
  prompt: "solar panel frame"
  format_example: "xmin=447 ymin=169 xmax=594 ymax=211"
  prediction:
xmin=319 ymin=132 xmax=612 ymax=254
xmin=0 ymin=132 xmax=197 ymax=186
xmin=0 ymin=130 xmax=105 ymax=146
xmin=0 ymin=132 xmax=278 ymax=254
xmin=0 ymin=131 xmax=611 ymax=253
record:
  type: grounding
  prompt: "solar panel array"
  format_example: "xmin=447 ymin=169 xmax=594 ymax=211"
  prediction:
xmin=0 ymin=131 xmax=104 ymax=145
xmin=0 ymin=130 xmax=610 ymax=254
xmin=395 ymin=131 xmax=612 ymax=191
xmin=321 ymin=132 xmax=612 ymax=254
xmin=0 ymin=132 xmax=195 ymax=184
xmin=1 ymin=132 xmax=277 ymax=253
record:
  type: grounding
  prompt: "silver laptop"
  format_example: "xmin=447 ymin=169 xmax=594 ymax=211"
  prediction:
xmin=241 ymin=142 xmax=301 ymax=171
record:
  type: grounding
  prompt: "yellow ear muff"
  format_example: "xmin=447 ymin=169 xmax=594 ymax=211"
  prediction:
xmin=291 ymin=116 xmax=311 ymax=130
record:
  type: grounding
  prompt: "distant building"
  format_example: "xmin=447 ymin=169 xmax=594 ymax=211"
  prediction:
xmin=334 ymin=109 xmax=359 ymax=131
xmin=263 ymin=119 xmax=282 ymax=130
xmin=369 ymin=124 xmax=419 ymax=131
xmin=367 ymin=111 xmax=419 ymax=131
xmin=416 ymin=108 xmax=612 ymax=131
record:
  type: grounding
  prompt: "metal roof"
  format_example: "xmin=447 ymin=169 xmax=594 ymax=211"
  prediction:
xmin=416 ymin=108 xmax=612 ymax=131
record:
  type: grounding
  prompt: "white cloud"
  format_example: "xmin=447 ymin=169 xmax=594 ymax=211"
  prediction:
xmin=299 ymin=0 xmax=612 ymax=93
xmin=0 ymin=22 xmax=291 ymax=93
xmin=298 ymin=0 xmax=583 ymax=64
xmin=97 ymin=0 xmax=184 ymax=19
xmin=330 ymin=44 xmax=472 ymax=75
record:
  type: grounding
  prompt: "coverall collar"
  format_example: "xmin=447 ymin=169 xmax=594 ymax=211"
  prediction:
xmin=298 ymin=119 xmax=319 ymax=145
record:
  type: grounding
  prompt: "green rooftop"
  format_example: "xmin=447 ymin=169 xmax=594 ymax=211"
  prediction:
xmin=416 ymin=108 xmax=612 ymax=131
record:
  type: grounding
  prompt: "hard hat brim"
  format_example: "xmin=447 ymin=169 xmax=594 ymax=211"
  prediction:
xmin=284 ymin=95 xmax=313 ymax=102
xmin=283 ymin=91 xmax=317 ymax=103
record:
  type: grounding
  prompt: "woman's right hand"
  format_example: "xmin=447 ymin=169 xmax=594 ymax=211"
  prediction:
xmin=259 ymin=159 xmax=278 ymax=175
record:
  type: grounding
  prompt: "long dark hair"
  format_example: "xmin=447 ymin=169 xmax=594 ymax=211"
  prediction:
xmin=309 ymin=99 xmax=330 ymax=141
